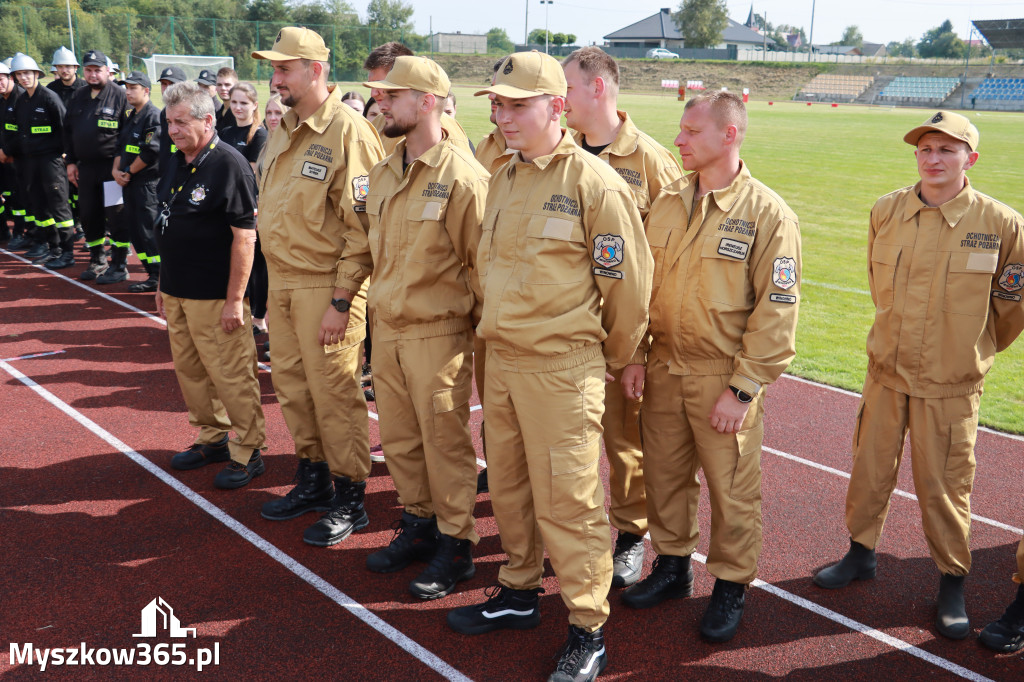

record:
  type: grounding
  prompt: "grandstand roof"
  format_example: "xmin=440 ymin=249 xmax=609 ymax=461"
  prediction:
xmin=973 ymin=18 xmax=1024 ymax=49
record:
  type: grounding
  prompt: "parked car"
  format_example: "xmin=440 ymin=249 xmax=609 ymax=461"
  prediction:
xmin=645 ymin=48 xmax=679 ymax=59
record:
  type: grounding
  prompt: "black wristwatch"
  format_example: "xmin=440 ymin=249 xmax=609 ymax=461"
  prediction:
xmin=331 ymin=298 xmax=351 ymax=313
xmin=729 ymin=385 xmax=754 ymax=403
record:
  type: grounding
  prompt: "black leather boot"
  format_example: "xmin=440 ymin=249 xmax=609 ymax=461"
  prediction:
xmin=302 ymin=476 xmax=369 ymax=546
xmin=813 ymin=539 xmax=877 ymax=589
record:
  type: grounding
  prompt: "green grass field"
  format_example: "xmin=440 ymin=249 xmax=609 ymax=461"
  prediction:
xmin=176 ymin=82 xmax=1024 ymax=433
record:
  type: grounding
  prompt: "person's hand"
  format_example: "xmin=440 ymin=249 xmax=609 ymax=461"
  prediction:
xmin=319 ymin=307 xmax=349 ymax=346
xmin=154 ymin=290 xmax=164 ymax=318
xmin=621 ymin=364 xmax=646 ymax=400
xmin=66 ymin=162 xmax=79 ymax=186
xmin=114 ymin=170 xmax=130 ymax=187
xmin=220 ymin=299 xmax=244 ymax=333
xmin=709 ymin=388 xmax=751 ymax=434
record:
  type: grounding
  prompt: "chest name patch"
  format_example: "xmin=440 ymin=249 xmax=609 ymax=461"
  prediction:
xmin=717 ymin=238 xmax=749 ymax=260
xmin=301 ymin=161 xmax=328 ymax=181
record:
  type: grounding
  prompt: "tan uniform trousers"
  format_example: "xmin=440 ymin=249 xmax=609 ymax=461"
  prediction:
xmin=268 ymin=286 xmax=370 ymax=482
xmin=374 ymin=328 xmax=479 ymax=542
xmin=473 ymin=335 xmax=487 ymax=459
xmin=163 ymin=295 xmax=266 ymax=465
xmin=485 ymin=344 xmax=612 ymax=631
xmin=846 ymin=373 xmax=980 ymax=576
xmin=641 ymin=356 xmax=765 ymax=585
xmin=603 ymin=366 xmax=647 ymax=536
xmin=1015 ymin=534 xmax=1024 ymax=584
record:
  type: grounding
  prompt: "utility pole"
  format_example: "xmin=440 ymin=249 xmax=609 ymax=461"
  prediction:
xmin=541 ymin=0 xmax=553 ymax=54
xmin=808 ymin=0 xmax=816 ymax=61
xmin=66 ymin=0 xmax=75 ymax=54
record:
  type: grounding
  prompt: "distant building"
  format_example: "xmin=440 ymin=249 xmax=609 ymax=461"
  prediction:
xmin=604 ymin=7 xmax=764 ymax=50
xmin=431 ymin=32 xmax=487 ymax=55
xmin=812 ymin=44 xmax=862 ymax=56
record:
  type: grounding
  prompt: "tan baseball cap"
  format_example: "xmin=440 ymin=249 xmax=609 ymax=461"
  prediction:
xmin=474 ymin=51 xmax=566 ymax=99
xmin=252 ymin=26 xmax=330 ymax=61
xmin=362 ymin=56 xmax=451 ymax=98
xmin=904 ymin=111 xmax=979 ymax=151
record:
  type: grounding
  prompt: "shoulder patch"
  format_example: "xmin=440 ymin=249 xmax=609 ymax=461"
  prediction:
xmin=352 ymin=175 xmax=369 ymax=201
xmin=998 ymin=263 xmax=1024 ymax=292
xmin=593 ymin=234 xmax=624 ymax=268
xmin=773 ymin=257 xmax=798 ymax=290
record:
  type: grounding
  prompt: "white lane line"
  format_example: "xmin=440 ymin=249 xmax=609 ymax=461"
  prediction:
xmin=0 ymin=358 xmax=472 ymax=682
xmin=803 ymin=278 xmax=871 ymax=296
xmin=1 ymin=248 xmax=272 ymax=373
xmin=765 ymin=446 xmax=1024 ymax=536
xmin=0 ymin=350 xmax=66 ymax=362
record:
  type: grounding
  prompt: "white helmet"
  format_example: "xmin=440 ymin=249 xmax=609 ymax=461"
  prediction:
xmin=51 ymin=46 xmax=79 ymax=67
xmin=0 ymin=62 xmax=9 ymax=76
xmin=2 ymin=58 xmax=12 ymax=70
xmin=10 ymin=52 xmax=44 ymax=75
xmin=106 ymin=57 xmax=119 ymax=74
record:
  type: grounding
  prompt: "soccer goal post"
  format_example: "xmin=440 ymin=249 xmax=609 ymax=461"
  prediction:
xmin=142 ymin=54 xmax=235 ymax=83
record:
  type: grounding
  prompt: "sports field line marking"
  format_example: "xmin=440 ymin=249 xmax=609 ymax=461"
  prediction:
xmin=779 ymin=374 xmax=1024 ymax=443
xmin=803 ymin=278 xmax=871 ymax=296
xmin=0 ymin=248 xmax=273 ymax=373
xmin=764 ymin=445 xmax=1024 ymax=536
xmin=695 ymin=547 xmax=994 ymax=682
xmin=0 ymin=350 xmax=66 ymax=362
xmin=0 ymin=358 xmax=472 ymax=682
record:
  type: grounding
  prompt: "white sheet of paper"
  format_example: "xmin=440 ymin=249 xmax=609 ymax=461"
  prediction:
xmin=103 ymin=181 xmax=123 ymax=207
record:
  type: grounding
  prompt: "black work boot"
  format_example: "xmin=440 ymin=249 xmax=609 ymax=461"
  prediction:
xmin=621 ymin=555 xmax=693 ymax=609
xmin=548 ymin=624 xmax=607 ymax=682
xmin=31 ymin=245 xmax=59 ymax=265
xmin=409 ymin=533 xmax=476 ymax=600
xmin=24 ymin=241 xmax=49 ymax=260
xmin=213 ymin=449 xmax=265 ymax=490
xmin=366 ymin=512 xmax=438 ymax=573
xmin=447 ymin=584 xmax=544 ymax=635
xmin=170 ymin=435 xmax=230 ymax=470
xmin=45 ymin=243 xmax=75 ymax=270
xmin=129 ymin=262 xmax=159 ymax=292
xmin=936 ymin=573 xmax=970 ymax=639
xmin=700 ymin=578 xmax=747 ymax=643
xmin=611 ymin=531 xmax=646 ymax=588
xmin=476 ymin=467 xmax=489 ymax=494
xmin=302 ymin=476 xmax=369 ymax=546
xmin=813 ymin=539 xmax=877 ymax=589
xmin=979 ymin=583 xmax=1024 ymax=652
xmin=260 ymin=459 xmax=336 ymax=521
xmin=96 ymin=247 xmax=129 ymax=284
xmin=79 ymin=246 xmax=108 ymax=281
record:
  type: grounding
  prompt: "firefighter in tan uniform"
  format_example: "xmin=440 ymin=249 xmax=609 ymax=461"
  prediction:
xmin=815 ymin=112 xmax=1024 ymax=642
xmin=344 ymin=57 xmax=488 ymax=600
xmin=251 ymin=27 xmax=385 ymax=546
xmin=363 ymin=42 xmax=472 ymax=157
xmin=562 ymin=46 xmax=682 ymax=589
xmin=446 ymin=51 xmax=653 ymax=682
xmin=621 ymin=92 xmax=801 ymax=644
xmin=475 ymin=57 xmax=515 ymax=175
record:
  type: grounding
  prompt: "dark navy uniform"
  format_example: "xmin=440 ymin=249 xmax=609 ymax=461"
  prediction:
xmin=0 ymin=83 xmax=28 ymax=243
xmin=116 ymin=100 xmax=161 ymax=280
xmin=63 ymin=79 xmax=127 ymax=253
xmin=14 ymin=83 xmax=74 ymax=257
xmin=47 ymin=77 xmax=86 ymax=108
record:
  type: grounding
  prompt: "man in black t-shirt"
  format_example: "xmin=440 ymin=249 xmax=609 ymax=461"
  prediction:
xmin=155 ymin=80 xmax=266 ymax=490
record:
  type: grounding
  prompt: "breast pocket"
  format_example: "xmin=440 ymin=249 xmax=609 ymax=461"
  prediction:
xmin=404 ymin=200 xmax=450 ymax=263
xmin=943 ymin=250 xmax=996 ymax=316
xmin=697 ymin=235 xmax=750 ymax=307
xmin=521 ymin=215 xmax=587 ymax=285
xmin=290 ymin=160 xmax=334 ymax=224
xmin=870 ymin=243 xmax=902 ymax=309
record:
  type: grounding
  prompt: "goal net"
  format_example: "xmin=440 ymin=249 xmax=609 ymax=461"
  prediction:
xmin=142 ymin=55 xmax=235 ymax=84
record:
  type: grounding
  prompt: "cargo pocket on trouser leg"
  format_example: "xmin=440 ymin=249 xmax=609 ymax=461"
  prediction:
xmin=213 ymin=319 xmax=253 ymax=379
xmin=945 ymin=417 xmax=977 ymax=498
xmin=550 ymin=438 xmax=603 ymax=522
xmin=730 ymin=421 xmax=764 ymax=501
xmin=431 ymin=379 xmax=474 ymax=453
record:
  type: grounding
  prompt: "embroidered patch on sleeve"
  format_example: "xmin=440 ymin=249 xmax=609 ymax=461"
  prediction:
xmin=769 ymin=293 xmax=797 ymax=304
xmin=594 ymin=267 xmax=624 ymax=279
xmin=773 ymin=257 xmax=797 ymax=290
xmin=998 ymin=263 xmax=1024 ymax=292
xmin=593 ymin=234 xmax=624 ymax=268
xmin=351 ymin=175 xmax=369 ymax=201
xmin=992 ymin=290 xmax=1022 ymax=302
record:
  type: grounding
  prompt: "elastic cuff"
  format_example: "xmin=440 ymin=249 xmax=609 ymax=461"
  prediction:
xmin=729 ymin=373 xmax=760 ymax=397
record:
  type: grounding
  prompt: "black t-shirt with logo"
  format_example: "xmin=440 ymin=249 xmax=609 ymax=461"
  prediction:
xmin=157 ymin=136 xmax=257 ymax=300
xmin=63 ymin=80 xmax=127 ymax=164
xmin=219 ymin=124 xmax=267 ymax=165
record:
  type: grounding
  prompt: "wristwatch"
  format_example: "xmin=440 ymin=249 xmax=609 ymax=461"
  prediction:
xmin=331 ymin=298 xmax=351 ymax=313
xmin=729 ymin=385 xmax=754 ymax=403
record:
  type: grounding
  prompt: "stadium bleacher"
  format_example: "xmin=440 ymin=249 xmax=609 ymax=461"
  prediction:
xmin=799 ymin=74 xmax=874 ymax=99
xmin=878 ymin=77 xmax=960 ymax=103
xmin=969 ymin=77 xmax=1024 ymax=102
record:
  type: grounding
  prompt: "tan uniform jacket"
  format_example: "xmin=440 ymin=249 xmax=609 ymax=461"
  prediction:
xmin=477 ymin=130 xmax=653 ymax=371
xmin=475 ymin=127 xmax=514 ymax=175
xmin=354 ymin=133 xmax=489 ymax=342
xmin=644 ymin=162 xmax=801 ymax=396
xmin=258 ymin=87 xmax=384 ymax=294
xmin=571 ymin=111 xmax=681 ymax=221
xmin=375 ymin=112 xmax=472 ymax=156
xmin=866 ymin=179 xmax=1024 ymax=398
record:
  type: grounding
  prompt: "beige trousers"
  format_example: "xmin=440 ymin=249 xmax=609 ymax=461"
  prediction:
xmin=603 ymin=366 xmax=647 ymax=536
xmin=163 ymin=295 xmax=265 ymax=464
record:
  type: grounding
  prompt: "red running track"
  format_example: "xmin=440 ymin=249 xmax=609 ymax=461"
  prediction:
xmin=1 ymin=247 xmax=1022 ymax=681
